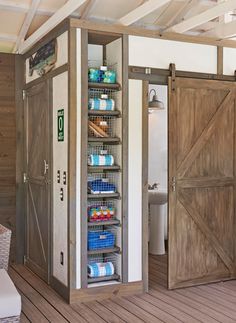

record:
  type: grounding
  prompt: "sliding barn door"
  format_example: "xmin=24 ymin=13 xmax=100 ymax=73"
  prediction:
xmin=24 ymin=81 xmax=51 ymax=283
xmin=168 ymin=77 xmax=236 ymax=289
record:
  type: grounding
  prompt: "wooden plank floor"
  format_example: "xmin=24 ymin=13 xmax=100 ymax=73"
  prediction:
xmin=9 ymin=255 xmax=236 ymax=322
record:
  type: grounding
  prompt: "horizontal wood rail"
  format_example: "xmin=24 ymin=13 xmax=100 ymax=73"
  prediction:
xmin=129 ymin=65 xmax=236 ymax=84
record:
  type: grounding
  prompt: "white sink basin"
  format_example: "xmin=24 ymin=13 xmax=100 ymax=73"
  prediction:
xmin=148 ymin=189 xmax=168 ymax=205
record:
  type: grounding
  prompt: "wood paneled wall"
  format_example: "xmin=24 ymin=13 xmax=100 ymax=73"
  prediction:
xmin=0 ymin=53 xmax=16 ymax=261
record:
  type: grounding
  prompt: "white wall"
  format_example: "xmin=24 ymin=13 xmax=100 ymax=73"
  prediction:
xmin=128 ymin=79 xmax=142 ymax=282
xmin=129 ymin=36 xmax=217 ymax=73
xmin=52 ymin=72 xmax=68 ymax=286
xmin=223 ymin=47 xmax=236 ymax=75
xmin=148 ymin=85 xmax=168 ymax=190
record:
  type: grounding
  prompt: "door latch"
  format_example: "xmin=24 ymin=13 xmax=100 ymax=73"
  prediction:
xmin=171 ymin=177 xmax=176 ymax=192
xmin=44 ymin=160 xmax=49 ymax=175
xmin=23 ymin=173 xmax=28 ymax=183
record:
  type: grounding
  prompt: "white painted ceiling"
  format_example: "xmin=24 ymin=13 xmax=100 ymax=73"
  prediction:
xmin=1 ymin=0 xmax=236 ymax=53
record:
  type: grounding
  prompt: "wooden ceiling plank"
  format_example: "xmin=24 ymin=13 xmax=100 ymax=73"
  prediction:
xmin=154 ymin=2 xmax=172 ymax=25
xmin=0 ymin=33 xmax=17 ymax=42
xmin=118 ymin=0 xmax=172 ymax=26
xmin=18 ymin=0 xmax=89 ymax=54
xmin=0 ymin=0 xmax=79 ymax=17
xmin=163 ymin=0 xmax=195 ymax=28
xmin=13 ymin=0 xmax=42 ymax=53
xmin=80 ymin=0 xmax=96 ymax=19
xmin=165 ymin=0 xmax=236 ymax=33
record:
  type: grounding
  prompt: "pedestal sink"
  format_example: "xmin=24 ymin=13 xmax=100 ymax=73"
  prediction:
xmin=148 ymin=189 xmax=168 ymax=255
xmin=148 ymin=189 xmax=168 ymax=205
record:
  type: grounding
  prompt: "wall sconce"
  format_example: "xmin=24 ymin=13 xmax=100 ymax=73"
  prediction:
xmin=148 ymin=89 xmax=164 ymax=113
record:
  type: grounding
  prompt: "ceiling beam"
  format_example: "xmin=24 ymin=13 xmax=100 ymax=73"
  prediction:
xmin=163 ymin=0 xmax=198 ymax=28
xmin=13 ymin=0 xmax=42 ymax=53
xmin=165 ymin=0 xmax=236 ymax=33
xmin=0 ymin=33 xmax=17 ymax=42
xmin=70 ymin=17 xmax=236 ymax=48
xmin=0 ymin=0 xmax=79 ymax=17
xmin=118 ymin=0 xmax=172 ymax=26
xmin=80 ymin=0 xmax=96 ymax=19
xmin=18 ymin=0 xmax=88 ymax=54
xmin=203 ymin=19 xmax=236 ymax=39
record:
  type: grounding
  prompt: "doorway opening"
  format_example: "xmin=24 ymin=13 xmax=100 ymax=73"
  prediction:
xmin=147 ymin=84 xmax=168 ymax=290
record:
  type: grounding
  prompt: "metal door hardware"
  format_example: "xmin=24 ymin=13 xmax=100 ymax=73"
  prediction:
xmin=44 ymin=160 xmax=49 ymax=175
xmin=171 ymin=177 xmax=176 ymax=192
xmin=145 ymin=67 xmax=151 ymax=74
xmin=60 ymin=252 xmax=64 ymax=265
xmin=60 ymin=188 xmax=64 ymax=201
xmin=63 ymin=171 xmax=67 ymax=185
xmin=57 ymin=170 xmax=60 ymax=183
xmin=23 ymin=173 xmax=28 ymax=183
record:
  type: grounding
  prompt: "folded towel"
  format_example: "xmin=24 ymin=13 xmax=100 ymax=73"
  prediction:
xmin=88 ymin=154 xmax=114 ymax=166
xmin=88 ymin=179 xmax=116 ymax=194
xmin=89 ymin=98 xmax=115 ymax=111
xmin=103 ymin=70 xmax=116 ymax=84
xmin=88 ymin=262 xmax=114 ymax=278
xmin=88 ymin=231 xmax=115 ymax=250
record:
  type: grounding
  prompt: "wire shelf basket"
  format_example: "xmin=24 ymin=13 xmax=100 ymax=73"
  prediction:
xmin=87 ymin=252 xmax=121 ymax=282
xmin=88 ymin=116 xmax=119 ymax=138
xmin=88 ymin=173 xmax=119 ymax=195
xmin=87 ymin=200 xmax=116 ymax=223
xmin=87 ymin=143 xmax=120 ymax=167
xmin=88 ymin=226 xmax=118 ymax=251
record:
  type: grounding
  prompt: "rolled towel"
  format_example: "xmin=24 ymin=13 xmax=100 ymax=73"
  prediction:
xmin=88 ymin=262 xmax=114 ymax=278
xmin=89 ymin=98 xmax=115 ymax=111
xmin=88 ymin=154 xmax=114 ymax=166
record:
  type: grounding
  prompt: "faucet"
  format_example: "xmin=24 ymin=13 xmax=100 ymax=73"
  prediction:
xmin=148 ymin=182 xmax=160 ymax=190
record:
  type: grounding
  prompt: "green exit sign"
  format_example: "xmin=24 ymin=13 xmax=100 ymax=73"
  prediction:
xmin=57 ymin=109 xmax=64 ymax=142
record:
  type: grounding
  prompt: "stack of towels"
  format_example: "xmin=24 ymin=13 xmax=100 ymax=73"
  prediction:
xmin=88 ymin=154 xmax=114 ymax=166
xmin=89 ymin=98 xmax=115 ymax=111
xmin=88 ymin=179 xmax=116 ymax=194
xmin=87 ymin=262 xmax=114 ymax=278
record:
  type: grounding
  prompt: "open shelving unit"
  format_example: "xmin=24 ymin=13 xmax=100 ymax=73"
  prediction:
xmin=80 ymin=30 xmax=128 ymax=289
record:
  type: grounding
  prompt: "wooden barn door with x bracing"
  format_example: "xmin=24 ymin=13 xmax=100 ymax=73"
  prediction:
xmin=168 ymin=77 xmax=236 ymax=289
xmin=24 ymin=81 xmax=51 ymax=283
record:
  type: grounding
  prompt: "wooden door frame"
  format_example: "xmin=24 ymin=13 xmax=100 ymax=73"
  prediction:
xmin=141 ymin=79 xmax=169 ymax=292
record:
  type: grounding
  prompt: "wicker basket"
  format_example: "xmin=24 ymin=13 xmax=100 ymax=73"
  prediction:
xmin=0 ymin=224 xmax=12 ymax=271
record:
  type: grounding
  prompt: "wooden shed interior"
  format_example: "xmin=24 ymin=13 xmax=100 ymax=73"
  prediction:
xmin=2 ymin=1 xmax=236 ymax=322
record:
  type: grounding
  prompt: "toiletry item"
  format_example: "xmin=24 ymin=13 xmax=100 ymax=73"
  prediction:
xmin=88 ymin=261 xmax=114 ymax=278
xmin=88 ymin=154 xmax=114 ymax=166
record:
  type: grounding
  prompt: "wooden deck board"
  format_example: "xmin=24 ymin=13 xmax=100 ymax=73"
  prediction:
xmin=9 ymin=255 xmax=236 ymax=323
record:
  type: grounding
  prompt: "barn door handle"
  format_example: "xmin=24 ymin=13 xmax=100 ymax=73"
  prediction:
xmin=44 ymin=160 xmax=49 ymax=175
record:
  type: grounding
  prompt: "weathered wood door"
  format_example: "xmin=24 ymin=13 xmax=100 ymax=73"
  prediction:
xmin=24 ymin=81 xmax=51 ymax=283
xmin=168 ymin=77 xmax=236 ymax=289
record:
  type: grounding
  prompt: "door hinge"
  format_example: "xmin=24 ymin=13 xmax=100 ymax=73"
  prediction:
xmin=171 ymin=177 xmax=176 ymax=192
xmin=22 ymin=90 xmax=26 ymax=100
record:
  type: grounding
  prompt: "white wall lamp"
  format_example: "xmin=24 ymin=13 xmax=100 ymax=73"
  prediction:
xmin=148 ymin=89 xmax=164 ymax=113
